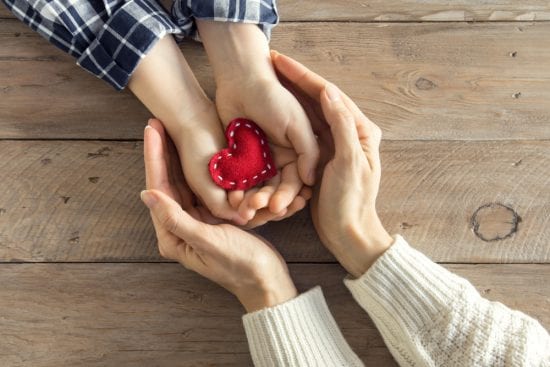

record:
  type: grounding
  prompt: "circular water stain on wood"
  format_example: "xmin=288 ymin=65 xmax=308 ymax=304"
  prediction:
xmin=471 ymin=203 xmax=520 ymax=242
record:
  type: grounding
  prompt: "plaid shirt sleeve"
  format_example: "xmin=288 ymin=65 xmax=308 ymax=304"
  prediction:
xmin=1 ymin=0 xmax=279 ymax=91
xmin=172 ymin=0 xmax=279 ymax=42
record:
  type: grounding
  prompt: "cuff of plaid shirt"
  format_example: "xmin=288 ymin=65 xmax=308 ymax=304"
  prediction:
xmin=76 ymin=0 xmax=182 ymax=90
xmin=171 ymin=0 xmax=279 ymax=42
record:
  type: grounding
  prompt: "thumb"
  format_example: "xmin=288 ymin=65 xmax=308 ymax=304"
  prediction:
xmin=320 ymin=83 xmax=362 ymax=161
xmin=141 ymin=189 xmax=201 ymax=242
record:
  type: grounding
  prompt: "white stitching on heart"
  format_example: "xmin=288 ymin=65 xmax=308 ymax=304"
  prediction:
xmin=212 ymin=120 xmax=276 ymax=189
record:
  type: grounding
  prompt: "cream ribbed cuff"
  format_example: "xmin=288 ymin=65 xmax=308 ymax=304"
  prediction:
xmin=242 ymin=287 xmax=364 ymax=367
xmin=344 ymin=235 xmax=477 ymax=334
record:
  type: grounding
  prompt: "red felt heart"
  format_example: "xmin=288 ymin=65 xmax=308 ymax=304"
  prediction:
xmin=209 ymin=118 xmax=277 ymax=191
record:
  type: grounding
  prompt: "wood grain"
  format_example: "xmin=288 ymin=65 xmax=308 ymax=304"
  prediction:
xmin=277 ymin=0 xmax=550 ymax=22
xmin=0 ymin=263 xmax=548 ymax=366
xmin=2 ymin=1 xmax=550 ymax=21
xmin=1 ymin=140 xmax=548 ymax=263
xmin=1 ymin=21 xmax=550 ymax=140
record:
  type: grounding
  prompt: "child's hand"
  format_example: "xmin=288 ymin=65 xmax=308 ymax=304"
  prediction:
xmin=169 ymin=103 xmax=246 ymax=224
xmin=216 ymin=77 xmax=318 ymax=220
xmin=142 ymin=119 xmax=298 ymax=311
xmin=197 ymin=21 xmax=320 ymax=221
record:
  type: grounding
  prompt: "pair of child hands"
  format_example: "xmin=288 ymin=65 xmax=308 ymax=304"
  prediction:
xmin=167 ymin=21 xmax=320 ymax=227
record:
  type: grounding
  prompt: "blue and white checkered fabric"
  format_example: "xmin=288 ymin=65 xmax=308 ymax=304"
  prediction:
xmin=2 ymin=0 xmax=279 ymax=90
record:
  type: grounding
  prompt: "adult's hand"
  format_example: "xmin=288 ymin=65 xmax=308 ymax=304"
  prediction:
xmin=271 ymin=52 xmax=394 ymax=277
xmin=140 ymin=119 xmax=298 ymax=311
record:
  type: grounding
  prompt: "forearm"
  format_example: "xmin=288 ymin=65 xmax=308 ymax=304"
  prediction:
xmin=243 ymin=287 xmax=364 ymax=367
xmin=345 ymin=236 xmax=550 ymax=366
xmin=128 ymin=35 xmax=213 ymax=137
xmin=196 ymin=20 xmax=277 ymax=85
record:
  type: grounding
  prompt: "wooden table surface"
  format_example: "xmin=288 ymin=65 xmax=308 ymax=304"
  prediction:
xmin=1 ymin=1 xmax=549 ymax=366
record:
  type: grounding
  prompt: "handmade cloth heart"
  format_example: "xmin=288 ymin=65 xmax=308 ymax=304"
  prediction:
xmin=209 ymin=118 xmax=277 ymax=191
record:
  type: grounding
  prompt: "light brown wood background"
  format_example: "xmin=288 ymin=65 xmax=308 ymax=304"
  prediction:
xmin=0 ymin=1 xmax=549 ymax=366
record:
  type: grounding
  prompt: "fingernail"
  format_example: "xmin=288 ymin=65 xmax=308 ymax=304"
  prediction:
xmin=144 ymin=125 xmax=152 ymax=131
xmin=140 ymin=190 xmax=157 ymax=208
xmin=325 ymin=83 xmax=340 ymax=101
xmin=147 ymin=118 xmax=154 ymax=126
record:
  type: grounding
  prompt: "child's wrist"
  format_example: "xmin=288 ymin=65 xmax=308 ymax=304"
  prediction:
xmin=196 ymin=20 xmax=277 ymax=85
xmin=164 ymin=100 xmax=218 ymax=140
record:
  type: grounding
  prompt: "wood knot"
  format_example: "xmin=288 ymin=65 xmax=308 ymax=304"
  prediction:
xmin=415 ymin=77 xmax=437 ymax=90
xmin=471 ymin=203 xmax=520 ymax=242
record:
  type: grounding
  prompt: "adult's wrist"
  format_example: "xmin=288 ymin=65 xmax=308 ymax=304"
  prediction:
xmin=238 ymin=276 xmax=298 ymax=313
xmin=344 ymin=216 xmax=394 ymax=278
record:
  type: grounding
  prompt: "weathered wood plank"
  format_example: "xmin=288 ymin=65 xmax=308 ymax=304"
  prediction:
xmin=1 ymin=140 xmax=548 ymax=263
xmin=2 ymin=1 xmax=550 ymax=21
xmin=277 ymin=0 xmax=550 ymax=22
xmin=1 ymin=21 xmax=550 ymax=140
xmin=0 ymin=263 xmax=548 ymax=366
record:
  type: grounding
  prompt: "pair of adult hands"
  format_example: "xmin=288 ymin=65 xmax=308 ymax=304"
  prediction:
xmin=140 ymin=52 xmax=393 ymax=312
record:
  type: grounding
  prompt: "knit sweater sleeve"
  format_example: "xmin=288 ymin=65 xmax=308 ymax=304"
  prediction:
xmin=242 ymin=287 xmax=364 ymax=366
xmin=344 ymin=235 xmax=550 ymax=366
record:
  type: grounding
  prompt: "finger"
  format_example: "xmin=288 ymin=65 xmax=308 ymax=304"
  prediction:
xmin=228 ymin=190 xmax=245 ymax=209
xmin=298 ymin=185 xmax=313 ymax=201
xmin=271 ymin=50 xmax=326 ymax=101
xmin=201 ymin=189 xmax=248 ymax=226
xmin=147 ymin=118 xmax=195 ymax=208
xmin=144 ymin=122 xmax=169 ymax=192
xmin=158 ymin=118 xmax=195 ymax=205
xmin=245 ymin=185 xmax=311 ymax=228
xmin=238 ymin=188 xmax=260 ymax=222
xmin=273 ymin=195 xmax=306 ymax=221
xmin=249 ymin=174 xmax=280 ymax=210
xmin=278 ymin=72 xmax=329 ymax=138
xmin=244 ymin=207 xmax=288 ymax=229
xmin=269 ymin=162 xmax=302 ymax=214
xmin=141 ymin=189 xmax=202 ymax=242
xmin=320 ymin=83 xmax=362 ymax=161
xmin=149 ymin=214 xmax=181 ymax=261
xmin=286 ymin=108 xmax=320 ymax=185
